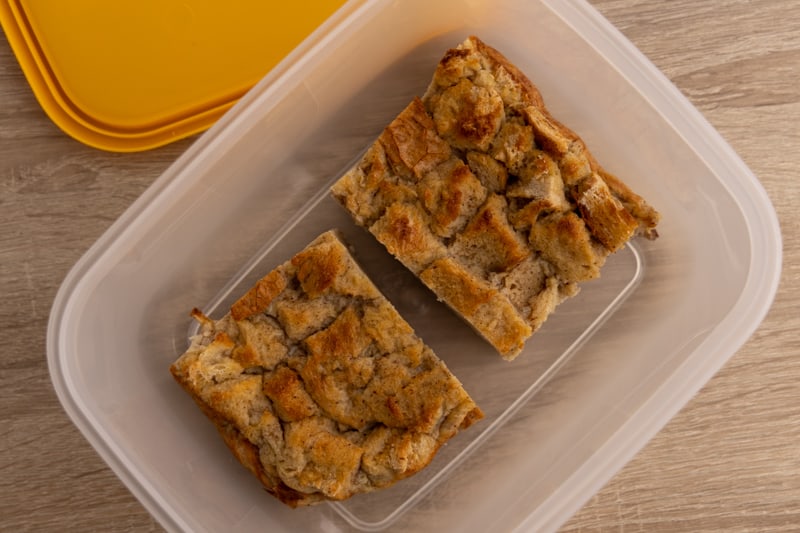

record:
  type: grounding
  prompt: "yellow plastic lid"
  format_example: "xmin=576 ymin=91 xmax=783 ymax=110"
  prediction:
xmin=0 ymin=0 xmax=345 ymax=151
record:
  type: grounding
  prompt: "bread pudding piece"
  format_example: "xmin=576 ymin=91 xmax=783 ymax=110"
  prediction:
xmin=170 ymin=231 xmax=483 ymax=507
xmin=331 ymin=36 xmax=659 ymax=360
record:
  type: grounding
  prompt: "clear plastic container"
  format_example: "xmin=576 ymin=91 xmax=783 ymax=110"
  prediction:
xmin=47 ymin=0 xmax=782 ymax=531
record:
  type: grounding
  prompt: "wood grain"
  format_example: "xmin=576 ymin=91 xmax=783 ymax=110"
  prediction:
xmin=1 ymin=1 xmax=798 ymax=531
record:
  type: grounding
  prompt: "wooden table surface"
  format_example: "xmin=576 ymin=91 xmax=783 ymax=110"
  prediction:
xmin=1 ymin=1 xmax=798 ymax=531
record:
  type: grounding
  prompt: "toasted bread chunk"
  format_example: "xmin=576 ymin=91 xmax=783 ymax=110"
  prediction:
xmin=332 ymin=36 xmax=659 ymax=359
xmin=170 ymin=231 xmax=482 ymax=506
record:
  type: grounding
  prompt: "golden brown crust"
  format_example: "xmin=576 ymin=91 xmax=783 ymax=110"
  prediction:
xmin=379 ymin=97 xmax=452 ymax=180
xmin=368 ymin=202 xmax=447 ymax=274
xmin=170 ymin=231 xmax=482 ymax=506
xmin=572 ymin=174 xmax=638 ymax=251
xmin=419 ymin=258 xmax=531 ymax=357
xmin=332 ymin=36 xmax=660 ymax=359
xmin=231 ymin=270 xmax=286 ymax=321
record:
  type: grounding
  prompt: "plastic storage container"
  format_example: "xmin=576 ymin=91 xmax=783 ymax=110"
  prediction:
xmin=47 ymin=0 xmax=782 ymax=531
